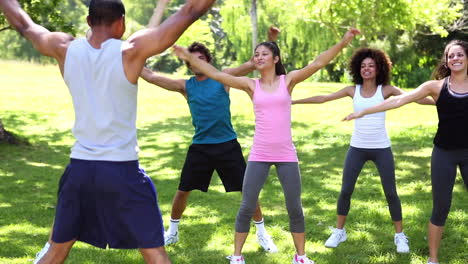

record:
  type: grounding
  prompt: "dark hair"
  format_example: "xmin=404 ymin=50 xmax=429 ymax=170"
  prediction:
xmin=432 ymin=40 xmax=468 ymax=80
xmin=186 ymin=42 xmax=212 ymax=68
xmin=255 ymin=41 xmax=286 ymax=75
xmin=89 ymin=0 xmax=125 ymax=26
xmin=349 ymin=48 xmax=392 ymax=85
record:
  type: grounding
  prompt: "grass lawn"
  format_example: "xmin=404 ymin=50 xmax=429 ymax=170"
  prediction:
xmin=0 ymin=60 xmax=466 ymax=264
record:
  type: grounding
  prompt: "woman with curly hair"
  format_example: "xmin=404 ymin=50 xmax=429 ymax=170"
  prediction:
xmin=293 ymin=48 xmax=434 ymax=252
xmin=344 ymin=40 xmax=468 ymax=264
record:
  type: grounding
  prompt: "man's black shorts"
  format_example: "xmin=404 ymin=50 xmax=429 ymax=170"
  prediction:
xmin=178 ymin=139 xmax=246 ymax=192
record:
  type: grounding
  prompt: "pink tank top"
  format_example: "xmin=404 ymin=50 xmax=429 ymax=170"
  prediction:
xmin=248 ymin=75 xmax=298 ymax=162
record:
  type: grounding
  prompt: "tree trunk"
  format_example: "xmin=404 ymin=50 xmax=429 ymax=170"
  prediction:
xmin=0 ymin=119 xmax=16 ymax=144
xmin=147 ymin=0 xmax=170 ymax=28
xmin=250 ymin=0 xmax=258 ymax=51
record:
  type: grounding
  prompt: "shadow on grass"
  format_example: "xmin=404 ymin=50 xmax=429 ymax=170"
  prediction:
xmin=1 ymin=111 xmax=467 ymax=263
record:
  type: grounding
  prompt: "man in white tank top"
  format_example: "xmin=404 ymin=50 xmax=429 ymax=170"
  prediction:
xmin=0 ymin=0 xmax=215 ymax=263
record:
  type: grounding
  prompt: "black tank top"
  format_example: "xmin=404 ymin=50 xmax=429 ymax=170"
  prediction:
xmin=433 ymin=77 xmax=468 ymax=149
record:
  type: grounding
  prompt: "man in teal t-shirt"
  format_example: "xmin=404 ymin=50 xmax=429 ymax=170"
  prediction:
xmin=141 ymin=33 xmax=279 ymax=253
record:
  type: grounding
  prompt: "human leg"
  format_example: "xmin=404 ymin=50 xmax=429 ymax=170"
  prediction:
xmin=336 ymin=147 xmax=367 ymax=222
xmin=372 ymin=148 xmax=408 ymax=253
xmin=164 ymin=190 xmax=191 ymax=245
xmin=140 ymin=246 xmax=171 ymax=264
xmin=326 ymin=147 xmax=366 ymax=248
xmin=428 ymin=147 xmax=458 ymax=262
xmin=275 ymin=162 xmax=315 ymax=263
xmin=373 ymin=148 xmax=402 ymax=227
xmin=37 ymin=240 xmax=76 ymax=264
xmin=233 ymin=162 xmax=271 ymax=257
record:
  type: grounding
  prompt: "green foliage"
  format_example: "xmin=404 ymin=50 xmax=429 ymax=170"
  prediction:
xmin=220 ymin=0 xmax=464 ymax=85
xmin=0 ymin=0 xmax=87 ymax=62
xmin=0 ymin=0 xmax=466 ymax=85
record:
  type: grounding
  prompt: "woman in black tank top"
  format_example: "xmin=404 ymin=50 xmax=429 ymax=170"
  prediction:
xmin=344 ymin=40 xmax=468 ymax=264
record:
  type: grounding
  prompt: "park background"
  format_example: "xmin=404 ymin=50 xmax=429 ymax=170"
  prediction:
xmin=0 ymin=0 xmax=467 ymax=263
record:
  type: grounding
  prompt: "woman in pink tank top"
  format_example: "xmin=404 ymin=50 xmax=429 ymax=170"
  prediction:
xmin=174 ymin=28 xmax=360 ymax=264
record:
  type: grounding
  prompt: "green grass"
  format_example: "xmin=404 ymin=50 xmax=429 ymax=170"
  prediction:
xmin=0 ymin=60 xmax=467 ymax=264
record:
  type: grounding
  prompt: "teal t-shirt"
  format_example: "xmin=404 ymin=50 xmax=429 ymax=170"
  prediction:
xmin=185 ymin=77 xmax=237 ymax=144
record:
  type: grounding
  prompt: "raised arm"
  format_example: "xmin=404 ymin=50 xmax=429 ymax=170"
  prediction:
xmin=223 ymin=26 xmax=280 ymax=77
xmin=286 ymin=28 xmax=360 ymax=90
xmin=123 ymin=0 xmax=215 ymax=83
xmin=293 ymin=86 xmax=354 ymax=104
xmin=0 ymin=0 xmax=74 ymax=73
xmin=140 ymin=67 xmax=186 ymax=97
xmin=173 ymin=45 xmax=254 ymax=95
xmin=344 ymin=80 xmax=440 ymax=121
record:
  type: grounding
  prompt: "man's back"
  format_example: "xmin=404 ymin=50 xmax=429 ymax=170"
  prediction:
xmin=65 ymin=38 xmax=138 ymax=161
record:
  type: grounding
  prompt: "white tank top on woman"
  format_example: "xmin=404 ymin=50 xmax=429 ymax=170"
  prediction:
xmin=350 ymin=84 xmax=391 ymax=149
xmin=63 ymin=38 xmax=139 ymax=161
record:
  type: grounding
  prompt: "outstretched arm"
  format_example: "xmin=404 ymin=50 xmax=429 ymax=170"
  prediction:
xmin=386 ymin=85 xmax=435 ymax=105
xmin=343 ymin=80 xmax=439 ymax=121
xmin=140 ymin=67 xmax=186 ymax=97
xmin=286 ymin=28 xmax=360 ymax=91
xmin=293 ymin=86 xmax=353 ymax=104
xmin=124 ymin=0 xmax=215 ymax=83
xmin=223 ymin=26 xmax=280 ymax=77
xmin=128 ymin=0 xmax=214 ymax=59
xmin=173 ymin=45 xmax=254 ymax=95
xmin=0 ymin=0 xmax=73 ymax=73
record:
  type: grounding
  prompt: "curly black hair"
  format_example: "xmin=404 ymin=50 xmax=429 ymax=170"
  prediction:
xmin=349 ymin=48 xmax=392 ymax=85
xmin=432 ymin=40 xmax=468 ymax=80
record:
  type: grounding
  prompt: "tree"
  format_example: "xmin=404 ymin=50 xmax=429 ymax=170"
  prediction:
xmin=0 ymin=0 xmax=82 ymax=143
xmin=220 ymin=0 xmax=464 ymax=85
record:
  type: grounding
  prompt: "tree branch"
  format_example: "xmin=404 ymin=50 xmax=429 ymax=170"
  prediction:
xmin=0 ymin=26 xmax=12 ymax=33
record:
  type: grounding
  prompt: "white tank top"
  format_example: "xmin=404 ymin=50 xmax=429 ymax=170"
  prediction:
xmin=350 ymin=84 xmax=391 ymax=149
xmin=63 ymin=38 xmax=139 ymax=161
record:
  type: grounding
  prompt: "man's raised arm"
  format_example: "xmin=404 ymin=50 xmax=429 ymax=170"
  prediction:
xmin=127 ymin=0 xmax=215 ymax=61
xmin=0 ymin=0 xmax=73 ymax=68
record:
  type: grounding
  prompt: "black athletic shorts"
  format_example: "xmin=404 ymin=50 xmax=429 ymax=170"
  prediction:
xmin=178 ymin=139 xmax=246 ymax=192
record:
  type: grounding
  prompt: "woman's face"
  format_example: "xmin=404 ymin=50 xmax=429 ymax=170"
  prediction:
xmin=447 ymin=45 xmax=467 ymax=74
xmin=360 ymin=57 xmax=377 ymax=81
xmin=254 ymin=45 xmax=277 ymax=71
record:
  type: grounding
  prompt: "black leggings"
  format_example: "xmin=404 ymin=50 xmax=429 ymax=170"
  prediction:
xmin=430 ymin=146 xmax=468 ymax=226
xmin=337 ymin=146 xmax=402 ymax=221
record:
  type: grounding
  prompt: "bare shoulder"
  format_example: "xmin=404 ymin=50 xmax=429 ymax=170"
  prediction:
xmin=343 ymin=85 xmax=355 ymax=97
xmin=421 ymin=79 xmax=444 ymax=93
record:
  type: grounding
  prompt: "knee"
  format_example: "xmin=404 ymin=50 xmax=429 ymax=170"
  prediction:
xmin=339 ymin=190 xmax=352 ymax=201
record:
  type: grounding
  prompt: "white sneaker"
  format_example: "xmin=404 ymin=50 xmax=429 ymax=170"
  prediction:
xmin=164 ymin=231 xmax=179 ymax=245
xmin=427 ymin=260 xmax=439 ymax=264
xmin=292 ymin=254 xmax=315 ymax=264
xmin=33 ymin=242 xmax=50 ymax=264
xmin=324 ymin=227 xmax=347 ymax=248
xmin=229 ymin=255 xmax=245 ymax=264
xmin=394 ymin=233 xmax=409 ymax=253
xmin=257 ymin=232 xmax=278 ymax=253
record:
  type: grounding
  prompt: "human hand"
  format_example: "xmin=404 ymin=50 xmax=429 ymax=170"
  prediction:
xmin=268 ymin=26 xmax=281 ymax=42
xmin=342 ymin=111 xmax=363 ymax=121
xmin=173 ymin=45 xmax=190 ymax=61
xmin=342 ymin=28 xmax=361 ymax=45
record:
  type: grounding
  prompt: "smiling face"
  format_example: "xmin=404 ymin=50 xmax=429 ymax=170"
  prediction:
xmin=360 ymin=57 xmax=377 ymax=81
xmin=254 ymin=45 xmax=278 ymax=71
xmin=446 ymin=45 xmax=468 ymax=74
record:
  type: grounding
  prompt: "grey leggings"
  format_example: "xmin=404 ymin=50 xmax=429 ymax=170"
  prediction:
xmin=235 ymin=161 xmax=305 ymax=233
xmin=337 ymin=146 xmax=402 ymax=221
xmin=430 ymin=146 xmax=468 ymax=226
